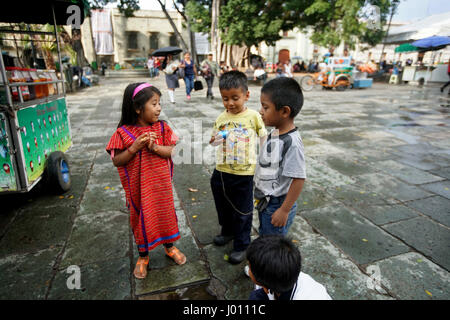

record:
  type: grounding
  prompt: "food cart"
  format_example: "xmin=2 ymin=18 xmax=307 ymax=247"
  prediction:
xmin=300 ymin=57 xmax=355 ymax=91
xmin=0 ymin=0 xmax=87 ymax=194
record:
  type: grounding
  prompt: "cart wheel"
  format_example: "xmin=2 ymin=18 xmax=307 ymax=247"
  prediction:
xmin=336 ymin=80 xmax=349 ymax=91
xmin=46 ymin=151 xmax=71 ymax=193
xmin=300 ymin=75 xmax=314 ymax=91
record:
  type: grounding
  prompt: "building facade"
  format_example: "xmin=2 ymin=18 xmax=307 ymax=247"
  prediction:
xmin=81 ymin=8 xmax=188 ymax=68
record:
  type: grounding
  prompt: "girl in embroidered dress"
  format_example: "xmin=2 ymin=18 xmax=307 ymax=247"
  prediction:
xmin=106 ymin=82 xmax=186 ymax=279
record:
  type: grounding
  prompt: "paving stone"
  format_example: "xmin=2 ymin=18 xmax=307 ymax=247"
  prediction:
xmin=354 ymin=173 xmax=432 ymax=202
xmin=324 ymin=155 xmax=377 ymax=176
xmin=134 ymin=260 xmax=210 ymax=296
xmin=368 ymin=252 xmax=450 ymax=299
xmin=306 ymin=158 xmax=355 ymax=188
xmin=420 ymin=180 xmax=450 ymax=199
xmin=48 ymin=257 xmax=131 ymax=300
xmin=0 ymin=247 xmax=60 ymax=299
xmin=77 ymin=182 xmax=125 ymax=216
xmin=59 ymin=211 xmax=129 ymax=269
xmin=383 ymin=217 xmax=450 ymax=271
xmin=356 ymin=204 xmax=419 ymax=225
xmin=329 ymin=184 xmax=392 ymax=206
xmin=302 ymin=204 xmax=410 ymax=265
xmin=296 ymin=182 xmax=335 ymax=212
xmin=183 ymin=200 xmax=221 ymax=245
xmin=429 ymin=167 xmax=450 ymax=180
xmin=405 ymin=196 xmax=450 ymax=227
xmin=395 ymin=153 xmax=449 ymax=171
xmin=0 ymin=205 xmax=75 ymax=257
xmin=203 ymin=242 xmax=254 ymax=300
xmin=296 ymin=236 xmax=392 ymax=300
xmin=378 ymin=160 xmax=445 ymax=185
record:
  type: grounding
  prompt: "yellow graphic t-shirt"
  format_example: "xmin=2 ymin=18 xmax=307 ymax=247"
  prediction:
xmin=212 ymin=108 xmax=267 ymax=176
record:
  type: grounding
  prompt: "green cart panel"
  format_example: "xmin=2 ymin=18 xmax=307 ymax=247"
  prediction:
xmin=17 ymin=98 xmax=72 ymax=184
xmin=0 ymin=112 xmax=17 ymax=191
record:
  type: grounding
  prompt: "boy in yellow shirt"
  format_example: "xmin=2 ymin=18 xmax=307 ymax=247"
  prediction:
xmin=209 ymin=71 xmax=267 ymax=264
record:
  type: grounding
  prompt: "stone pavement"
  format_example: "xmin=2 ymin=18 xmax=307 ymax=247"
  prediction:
xmin=0 ymin=75 xmax=449 ymax=300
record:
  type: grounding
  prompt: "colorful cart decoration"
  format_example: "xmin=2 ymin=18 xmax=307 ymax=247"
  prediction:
xmin=300 ymin=57 xmax=354 ymax=91
xmin=0 ymin=0 xmax=88 ymax=194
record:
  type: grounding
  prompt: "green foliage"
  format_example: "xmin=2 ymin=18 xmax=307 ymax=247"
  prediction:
xmin=304 ymin=0 xmax=401 ymax=49
xmin=186 ymin=0 xmax=400 ymax=50
xmin=185 ymin=0 xmax=211 ymax=34
xmin=219 ymin=0 xmax=311 ymax=47
xmin=88 ymin=0 xmax=140 ymax=17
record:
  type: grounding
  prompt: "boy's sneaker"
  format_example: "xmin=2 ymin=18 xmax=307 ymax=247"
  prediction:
xmin=213 ymin=234 xmax=234 ymax=246
xmin=187 ymin=95 xmax=191 ymax=100
xmin=228 ymin=250 xmax=246 ymax=264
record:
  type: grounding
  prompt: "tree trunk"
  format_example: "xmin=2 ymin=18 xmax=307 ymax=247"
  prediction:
xmin=157 ymin=0 xmax=189 ymax=52
xmin=43 ymin=49 xmax=56 ymax=70
xmin=59 ymin=28 xmax=90 ymax=67
xmin=211 ymin=0 xmax=220 ymax=62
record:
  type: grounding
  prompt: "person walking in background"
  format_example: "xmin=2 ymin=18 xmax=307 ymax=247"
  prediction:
xmin=201 ymin=53 xmax=219 ymax=100
xmin=147 ymin=55 xmax=155 ymax=78
xmin=162 ymin=54 xmax=181 ymax=104
xmin=154 ymin=57 xmax=160 ymax=77
xmin=440 ymin=59 xmax=450 ymax=94
xmin=179 ymin=52 xmax=197 ymax=100
xmin=253 ymin=65 xmax=267 ymax=84
xmin=284 ymin=60 xmax=293 ymax=78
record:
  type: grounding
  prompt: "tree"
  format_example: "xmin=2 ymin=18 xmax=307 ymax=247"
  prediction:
xmin=156 ymin=0 xmax=189 ymax=52
xmin=302 ymin=0 xmax=401 ymax=51
xmin=187 ymin=0 xmax=400 ymax=67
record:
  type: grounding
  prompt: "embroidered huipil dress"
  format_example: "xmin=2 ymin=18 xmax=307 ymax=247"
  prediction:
xmin=106 ymin=121 xmax=180 ymax=253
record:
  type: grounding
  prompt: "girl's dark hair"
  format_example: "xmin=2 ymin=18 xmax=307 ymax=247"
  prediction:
xmin=246 ymin=235 xmax=301 ymax=293
xmin=261 ymin=77 xmax=303 ymax=118
xmin=117 ymin=83 xmax=161 ymax=128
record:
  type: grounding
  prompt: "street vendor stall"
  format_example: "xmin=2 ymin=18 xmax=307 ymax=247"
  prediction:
xmin=401 ymin=36 xmax=450 ymax=84
xmin=0 ymin=0 xmax=88 ymax=194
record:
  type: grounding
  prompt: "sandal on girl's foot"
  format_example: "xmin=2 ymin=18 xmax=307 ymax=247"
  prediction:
xmin=134 ymin=256 xmax=149 ymax=279
xmin=164 ymin=246 xmax=186 ymax=265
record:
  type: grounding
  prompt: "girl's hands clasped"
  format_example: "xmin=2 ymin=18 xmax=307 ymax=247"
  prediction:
xmin=129 ymin=133 xmax=151 ymax=154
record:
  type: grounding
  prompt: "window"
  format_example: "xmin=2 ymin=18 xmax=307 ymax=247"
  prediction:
xmin=169 ymin=33 xmax=178 ymax=47
xmin=150 ymin=33 xmax=159 ymax=50
xmin=127 ymin=31 xmax=138 ymax=49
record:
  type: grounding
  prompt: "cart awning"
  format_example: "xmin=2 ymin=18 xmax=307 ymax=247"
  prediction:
xmin=394 ymin=43 xmax=419 ymax=53
xmin=0 ymin=0 xmax=89 ymax=25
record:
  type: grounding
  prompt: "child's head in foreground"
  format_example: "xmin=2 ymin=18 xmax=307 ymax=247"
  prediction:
xmin=118 ymin=82 xmax=162 ymax=128
xmin=259 ymin=77 xmax=303 ymax=128
xmin=246 ymin=235 xmax=302 ymax=294
xmin=219 ymin=70 xmax=249 ymax=115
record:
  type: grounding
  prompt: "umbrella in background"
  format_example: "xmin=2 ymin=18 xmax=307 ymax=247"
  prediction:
xmin=412 ymin=36 xmax=450 ymax=50
xmin=394 ymin=43 xmax=418 ymax=53
xmin=412 ymin=36 xmax=450 ymax=84
xmin=151 ymin=46 xmax=183 ymax=57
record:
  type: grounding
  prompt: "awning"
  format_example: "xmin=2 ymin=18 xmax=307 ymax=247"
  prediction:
xmin=0 ymin=0 xmax=89 ymax=25
xmin=394 ymin=43 xmax=418 ymax=53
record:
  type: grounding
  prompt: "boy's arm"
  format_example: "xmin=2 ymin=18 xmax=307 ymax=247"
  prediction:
xmin=271 ymin=178 xmax=305 ymax=227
